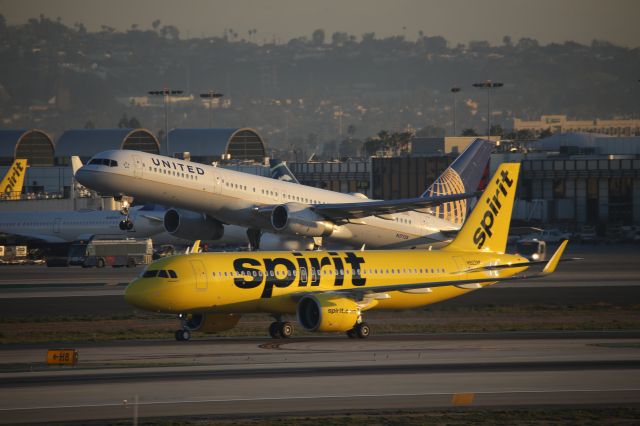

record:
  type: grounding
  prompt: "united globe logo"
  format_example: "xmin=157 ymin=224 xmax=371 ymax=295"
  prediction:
xmin=425 ymin=168 xmax=466 ymax=225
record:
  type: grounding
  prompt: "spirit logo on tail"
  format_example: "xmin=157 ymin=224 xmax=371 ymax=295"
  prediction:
xmin=473 ymin=169 xmax=514 ymax=249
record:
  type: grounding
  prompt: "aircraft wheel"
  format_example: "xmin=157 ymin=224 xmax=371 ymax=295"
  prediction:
xmin=355 ymin=322 xmax=371 ymax=339
xmin=177 ymin=329 xmax=191 ymax=341
xmin=346 ymin=329 xmax=357 ymax=339
xmin=279 ymin=322 xmax=293 ymax=338
xmin=268 ymin=322 xmax=281 ymax=339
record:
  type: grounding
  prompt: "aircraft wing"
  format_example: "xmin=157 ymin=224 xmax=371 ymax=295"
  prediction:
xmin=139 ymin=214 xmax=164 ymax=223
xmin=302 ymin=241 xmax=569 ymax=300
xmin=311 ymin=192 xmax=478 ymax=221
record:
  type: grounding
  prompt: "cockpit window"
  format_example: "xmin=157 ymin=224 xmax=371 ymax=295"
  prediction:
xmin=142 ymin=269 xmax=178 ymax=279
xmin=88 ymin=158 xmax=118 ymax=167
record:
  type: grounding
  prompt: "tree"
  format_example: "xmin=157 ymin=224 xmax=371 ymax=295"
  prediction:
xmin=347 ymin=124 xmax=357 ymax=137
xmin=461 ymin=128 xmax=478 ymax=136
xmin=118 ymin=114 xmax=129 ymax=128
xmin=490 ymin=124 xmax=504 ymax=137
xmin=311 ymin=29 xmax=325 ymax=46
xmin=331 ymin=32 xmax=349 ymax=47
xmin=152 ymin=19 xmax=161 ymax=31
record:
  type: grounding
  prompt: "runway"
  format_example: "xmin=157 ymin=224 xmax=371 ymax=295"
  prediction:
xmin=1 ymin=333 xmax=639 ymax=423
xmin=0 ymin=244 xmax=639 ymax=423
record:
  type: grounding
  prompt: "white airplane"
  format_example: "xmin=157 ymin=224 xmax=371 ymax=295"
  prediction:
xmin=75 ymin=139 xmax=492 ymax=250
xmin=0 ymin=204 xmax=168 ymax=244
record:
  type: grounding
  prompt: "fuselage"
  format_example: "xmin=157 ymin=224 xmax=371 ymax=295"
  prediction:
xmin=0 ymin=207 xmax=163 ymax=243
xmin=125 ymin=249 xmax=528 ymax=315
xmin=75 ymin=150 xmax=459 ymax=249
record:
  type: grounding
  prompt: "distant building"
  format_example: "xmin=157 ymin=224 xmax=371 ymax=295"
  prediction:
xmin=514 ymin=115 xmax=640 ymax=137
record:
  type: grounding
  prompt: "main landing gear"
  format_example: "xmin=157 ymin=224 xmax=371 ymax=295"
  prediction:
xmin=175 ymin=328 xmax=191 ymax=341
xmin=268 ymin=320 xmax=294 ymax=339
xmin=346 ymin=322 xmax=371 ymax=339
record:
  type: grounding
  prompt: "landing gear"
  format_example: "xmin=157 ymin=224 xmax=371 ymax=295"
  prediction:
xmin=346 ymin=322 xmax=371 ymax=339
xmin=174 ymin=329 xmax=191 ymax=341
xmin=268 ymin=321 xmax=293 ymax=339
xmin=247 ymin=228 xmax=262 ymax=251
xmin=118 ymin=199 xmax=134 ymax=231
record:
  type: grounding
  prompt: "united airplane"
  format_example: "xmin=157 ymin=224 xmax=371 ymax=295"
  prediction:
xmin=124 ymin=163 xmax=570 ymax=340
xmin=74 ymin=139 xmax=492 ymax=250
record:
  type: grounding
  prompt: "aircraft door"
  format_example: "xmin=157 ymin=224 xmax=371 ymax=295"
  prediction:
xmin=213 ymin=171 xmax=221 ymax=194
xmin=189 ymin=260 xmax=208 ymax=291
xmin=132 ymin=155 xmax=143 ymax=178
xmin=53 ymin=218 xmax=62 ymax=234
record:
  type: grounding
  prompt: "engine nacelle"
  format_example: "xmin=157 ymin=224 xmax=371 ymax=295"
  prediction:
xmin=183 ymin=313 xmax=241 ymax=333
xmin=297 ymin=294 xmax=359 ymax=332
xmin=270 ymin=203 xmax=334 ymax=237
xmin=164 ymin=208 xmax=224 ymax=241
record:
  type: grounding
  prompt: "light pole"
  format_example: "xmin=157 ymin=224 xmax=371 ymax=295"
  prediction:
xmin=199 ymin=91 xmax=224 ymax=128
xmin=148 ymin=88 xmax=183 ymax=155
xmin=450 ymin=87 xmax=461 ymax=136
xmin=472 ymin=80 xmax=503 ymax=137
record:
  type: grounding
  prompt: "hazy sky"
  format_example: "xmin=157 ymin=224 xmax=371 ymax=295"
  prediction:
xmin=2 ymin=0 xmax=639 ymax=47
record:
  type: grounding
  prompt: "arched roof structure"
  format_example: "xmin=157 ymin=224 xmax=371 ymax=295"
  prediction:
xmin=0 ymin=129 xmax=54 ymax=166
xmin=55 ymin=129 xmax=160 ymax=164
xmin=168 ymin=128 xmax=266 ymax=163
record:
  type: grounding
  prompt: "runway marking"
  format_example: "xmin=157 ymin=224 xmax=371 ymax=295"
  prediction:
xmin=2 ymin=388 xmax=640 ymax=412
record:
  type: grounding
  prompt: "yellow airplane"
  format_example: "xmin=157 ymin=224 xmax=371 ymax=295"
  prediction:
xmin=0 ymin=159 xmax=28 ymax=200
xmin=125 ymin=163 xmax=569 ymax=341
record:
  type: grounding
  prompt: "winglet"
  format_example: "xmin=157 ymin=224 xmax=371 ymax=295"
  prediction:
xmin=71 ymin=156 xmax=83 ymax=175
xmin=541 ymin=240 xmax=568 ymax=275
xmin=190 ymin=240 xmax=201 ymax=254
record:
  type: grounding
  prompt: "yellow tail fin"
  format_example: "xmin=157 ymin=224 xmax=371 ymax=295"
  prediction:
xmin=0 ymin=159 xmax=28 ymax=200
xmin=444 ymin=163 xmax=520 ymax=253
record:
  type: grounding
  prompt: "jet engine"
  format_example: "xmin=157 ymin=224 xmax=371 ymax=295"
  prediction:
xmin=297 ymin=294 xmax=359 ymax=332
xmin=164 ymin=208 xmax=224 ymax=241
xmin=183 ymin=313 xmax=241 ymax=333
xmin=270 ymin=203 xmax=334 ymax=237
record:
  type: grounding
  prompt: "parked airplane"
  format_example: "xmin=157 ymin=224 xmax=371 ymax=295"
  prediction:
xmin=0 ymin=204 xmax=168 ymax=244
xmin=0 ymin=159 xmax=28 ymax=200
xmin=74 ymin=139 xmax=492 ymax=250
xmin=124 ymin=163 xmax=570 ymax=341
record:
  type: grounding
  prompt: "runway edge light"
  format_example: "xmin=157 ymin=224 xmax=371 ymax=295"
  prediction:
xmin=46 ymin=349 xmax=78 ymax=366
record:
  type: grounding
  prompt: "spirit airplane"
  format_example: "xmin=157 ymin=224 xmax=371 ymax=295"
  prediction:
xmin=124 ymin=163 xmax=570 ymax=340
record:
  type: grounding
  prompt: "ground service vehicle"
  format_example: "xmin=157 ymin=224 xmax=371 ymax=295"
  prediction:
xmin=68 ymin=237 xmax=152 ymax=268
xmin=516 ymin=239 xmax=547 ymax=261
xmin=125 ymin=164 xmax=570 ymax=341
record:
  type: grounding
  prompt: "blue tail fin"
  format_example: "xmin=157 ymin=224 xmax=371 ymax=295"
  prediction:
xmin=420 ymin=138 xmax=493 ymax=226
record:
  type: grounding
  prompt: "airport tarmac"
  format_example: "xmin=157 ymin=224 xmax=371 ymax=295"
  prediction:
xmin=0 ymin=244 xmax=638 ymax=423
xmin=1 ymin=333 xmax=639 ymax=423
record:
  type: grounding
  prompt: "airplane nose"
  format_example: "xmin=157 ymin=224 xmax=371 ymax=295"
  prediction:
xmin=124 ymin=280 xmax=147 ymax=309
xmin=74 ymin=168 xmax=95 ymax=188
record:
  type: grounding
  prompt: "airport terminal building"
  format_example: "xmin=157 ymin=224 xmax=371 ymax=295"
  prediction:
xmin=0 ymin=128 xmax=638 ymax=230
